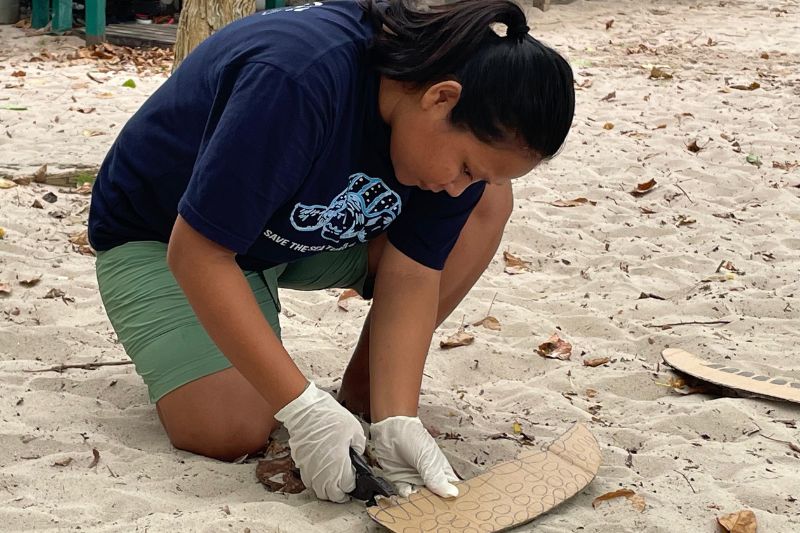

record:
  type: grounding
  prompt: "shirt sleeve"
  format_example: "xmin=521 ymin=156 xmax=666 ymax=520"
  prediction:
xmin=387 ymin=182 xmax=487 ymax=270
xmin=178 ymin=63 xmax=325 ymax=254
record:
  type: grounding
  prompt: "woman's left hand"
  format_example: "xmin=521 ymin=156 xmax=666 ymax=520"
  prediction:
xmin=370 ymin=415 xmax=459 ymax=498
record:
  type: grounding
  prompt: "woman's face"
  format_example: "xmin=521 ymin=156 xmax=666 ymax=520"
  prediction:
xmin=383 ymin=79 xmax=539 ymax=197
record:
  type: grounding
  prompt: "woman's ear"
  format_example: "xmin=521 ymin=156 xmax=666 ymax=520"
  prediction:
xmin=419 ymin=80 xmax=462 ymax=115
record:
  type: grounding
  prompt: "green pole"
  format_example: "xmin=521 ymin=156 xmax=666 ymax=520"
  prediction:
xmin=84 ymin=0 xmax=106 ymax=45
xmin=51 ymin=0 xmax=73 ymax=33
xmin=31 ymin=0 xmax=50 ymax=29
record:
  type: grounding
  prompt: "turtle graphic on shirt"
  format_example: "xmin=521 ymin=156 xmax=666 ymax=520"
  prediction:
xmin=290 ymin=173 xmax=402 ymax=243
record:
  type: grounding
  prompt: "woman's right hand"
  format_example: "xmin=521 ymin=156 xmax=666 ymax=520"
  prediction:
xmin=274 ymin=381 xmax=367 ymax=503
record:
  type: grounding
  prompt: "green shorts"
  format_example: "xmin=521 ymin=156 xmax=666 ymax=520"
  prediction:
xmin=95 ymin=241 xmax=370 ymax=403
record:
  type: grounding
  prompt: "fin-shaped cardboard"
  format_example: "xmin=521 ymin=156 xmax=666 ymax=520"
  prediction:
xmin=367 ymin=422 xmax=601 ymax=533
xmin=662 ymin=348 xmax=800 ymax=404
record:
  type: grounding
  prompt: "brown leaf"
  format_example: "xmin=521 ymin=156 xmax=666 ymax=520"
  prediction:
xmin=44 ymin=288 xmax=66 ymax=299
xmin=592 ymin=489 xmax=645 ymax=512
xmin=639 ymin=206 xmax=657 ymax=214
xmin=537 ymin=333 xmax=572 ymax=360
xmin=585 ymin=388 xmax=598 ymax=398
xmin=0 ymin=282 xmax=11 ymax=296
xmin=605 ymin=19 xmax=614 ymax=30
xmin=583 ymin=357 xmax=610 ymax=367
xmin=12 ymin=175 xmax=31 ymax=185
xmin=75 ymin=245 xmax=95 ymax=256
xmin=88 ymin=448 xmax=100 ymax=468
xmin=336 ymin=288 xmax=360 ymax=311
xmin=31 ymin=199 xmax=44 ymax=209
xmin=76 ymin=107 xmax=96 ymax=114
xmin=69 ymin=230 xmax=89 ymax=246
xmin=600 ymin=91 xmax=616 ymax=102
xmin=53 ymin=457 xmax=73 ymax=467
xmin=503 ymin=251 xmax=531 ymax=275
xmin=686 ymin=139 xmax=706 ymax=153
xmin=630 ymin=178 xmax=658 ymax=197
xmin=256 ymin=456 xmax=305 ymax=494
xmin=675 ymin=215 xmax=696 ymax=227
xmin=440 ymin=328 xmax=475 ymax=349
xmin=760 ymin=52 xmax=769 ymax=59
xmin=649 ymin=66 xmax=673 ymax=80
xmin=772 ymin=161 xmax=799 ymax=171
xmin=19 ymin=275 xmax=42 ymax=288
xmin=603 ymin=122 xmax=614 ymax=130
xmin=473 ymin=316 xmax=501 ymax=331
xmin=550 ymin=197 xmax=597 ymax=208
xmin=32 ymin=164 xmax=47 ymax=183
xmin=11 ymin=70 xmax=26 ymax=77
xmin=729 ymin=82 xmax=760 ymax=91
xmin=717 ymin=510 xmax=757 ymax=533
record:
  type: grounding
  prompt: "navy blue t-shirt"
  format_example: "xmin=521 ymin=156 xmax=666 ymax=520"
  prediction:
xmin=88 ymin=1 xmax=485 ymax=271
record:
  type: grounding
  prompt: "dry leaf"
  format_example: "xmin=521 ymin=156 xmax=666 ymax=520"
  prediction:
xmin=44 ymin=288 xmax=66 ymax=299
xmin=585 ymin=388 xmax=598 ymax=398
xmin=76 ymin=107 xmax=96 ymax=114
xmin=600 ymin=91 xmax=616 ymax=102
xmin=537 ymin=333 xmax=573 ymax=360
xmin=630 ymin=178 xmax=658 ymax=197
xmin=53 ymin=457 xmax=73 ymax=467
xmin=512 ymin=421 xmax=522 ymax=434
xmin=772 ymin=161 xmax=799 ymax=171
xmin=0 ymin=178 xmax=18 ymax=189
xmin=503 ymin=251 xmax=531 ymax=275
xmin=717 ymin=510 xmax=757 ymax=533
xmin=75 ymin=182 xmax=93 ymax=195
xmin=440 ymin=328 xmax=475 ymax=349
xmin=337 ymin=288 xmax=360 ymax=311
xmin=649 ymin=66 xmax=673 ymax=79
xmin=75 ymin=245 xmax=96 ymax=256
xmin=639 ymin=207 xmax=657 ymax=214
xmin=19 ymin=275 xmax=42 ymax=288
xmin=603 ymin=122 xmax=614 ymax=130
xmin=729 ymin=82 xmax=760 ymax=91
xmin=583 ymin=357 xmax=610 ymax=367
xmin=33 ymin=164 xmax=47 ymax=183
xmin=0 ymin=227 xmax=4 ymax=239
xmin=0 ymin=282 xmax=11 ymax=296
xmin=686 ymin=139 xmax=706 ymax=153
xmin=473 ymin=316 xmax=501 ymax=331
xmin=592 ymin=488 xmax=645 ymax=512
xmin=32 ymin=199 xmax=44 ymax=209
xmin=82 ymin=129 xmax=106 ymax=137
xmin=256 ymin=456 xmax=305 ymax=494
xmin=69 ymin=230 xmax=89 ymax=246
xmin=760 ymin=52 xmax=769 ymax=59
xmin=11 ymin=70 xmax=26 ymax=77
xmin=675 ymin=215 xmax=697 ymax=227
xmin=605 ymin=19 xmax=614 ymax=30
xmin=88 ymin=448 xmax=100 ymax=468
xmin=550 ymin=197 xmax=597 ymax=208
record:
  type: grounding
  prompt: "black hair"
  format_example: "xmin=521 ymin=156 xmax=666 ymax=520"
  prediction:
xmin=357 ymin=0 xmax=575 ymax=159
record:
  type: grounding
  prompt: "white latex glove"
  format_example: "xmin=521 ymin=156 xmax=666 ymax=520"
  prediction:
xmin=370 ymin=416 xmax=459 ymax=499
xmin=274 ymin=381 xmax=367 ymax=503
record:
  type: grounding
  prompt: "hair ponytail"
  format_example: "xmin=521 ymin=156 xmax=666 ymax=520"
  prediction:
xmin=358 ymin=0 xmax=575 ymax=159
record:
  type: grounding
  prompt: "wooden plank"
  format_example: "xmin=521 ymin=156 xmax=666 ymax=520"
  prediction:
xmin=76 ymin=22 xmax=177 ymax=48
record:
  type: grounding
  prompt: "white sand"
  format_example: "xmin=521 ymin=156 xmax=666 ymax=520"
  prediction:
xmin=1 ymin=1 xmax=799 ymax=531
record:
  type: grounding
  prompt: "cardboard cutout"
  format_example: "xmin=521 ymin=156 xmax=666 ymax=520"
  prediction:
xmin=662 ymin=348 xmax=800 ymax=404
xmin=368 ymin=423 xmax=601 ymax=533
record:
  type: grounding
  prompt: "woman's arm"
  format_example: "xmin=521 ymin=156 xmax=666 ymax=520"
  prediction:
xmin=368 ymin=240 xmax=441 ymax=422
xmin=167 ymin=215 xmax=307 ymax=409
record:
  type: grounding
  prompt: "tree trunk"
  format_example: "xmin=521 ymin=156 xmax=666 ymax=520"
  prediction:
xmin=173 ymin=0 xmax=256 ymax=70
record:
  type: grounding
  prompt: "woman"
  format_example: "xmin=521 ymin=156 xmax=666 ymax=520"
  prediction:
xmin=88 ymin=0 xmax=574 ymax=503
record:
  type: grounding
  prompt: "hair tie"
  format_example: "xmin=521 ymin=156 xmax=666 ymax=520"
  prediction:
xmin=509 ymin=23 xmax=530 ymax=41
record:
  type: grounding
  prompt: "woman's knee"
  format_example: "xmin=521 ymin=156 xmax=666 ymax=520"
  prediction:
xmin=167 ymin=416 xmax=277 ymax=462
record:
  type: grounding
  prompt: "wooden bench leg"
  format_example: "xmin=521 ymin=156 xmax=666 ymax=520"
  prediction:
xmin=31 ymin=0 xmax=50 ymax=29
xmin=85 ymin=0 xmax=106 ymax=45
xmin=52 ymin=0 xmax=73 ymax=33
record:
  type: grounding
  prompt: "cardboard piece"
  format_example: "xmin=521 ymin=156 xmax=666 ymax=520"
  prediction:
xmin=367 ymin=423 xmax=601 ymax=533
xmin=662 ymin=348 xmax=800 ymax=404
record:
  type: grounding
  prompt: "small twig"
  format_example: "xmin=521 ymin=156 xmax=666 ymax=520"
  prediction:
xmin=24 ymin=361 xmax=133 ymax=373
xmin=714 ymin=260 xmax=726 ymax=273
xmin=760 ymin=433 xmax=800 ymax=453
xmin=646 ymin=320 xmax=731 ymax=328
xmin=486 ymin=292 xmax=498 ymax=316
xmin=675 ymin=470 xmax=697 ymax=494
xmin=674 ymin=183 xmax=694 ymax=204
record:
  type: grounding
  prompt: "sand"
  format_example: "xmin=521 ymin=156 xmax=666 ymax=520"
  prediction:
xmin=1 ymin=0 xmax=799 ymax=531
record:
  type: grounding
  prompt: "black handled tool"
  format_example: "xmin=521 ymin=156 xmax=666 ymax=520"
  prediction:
xmin=348 ymin=448 xmax=396 ymax=506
